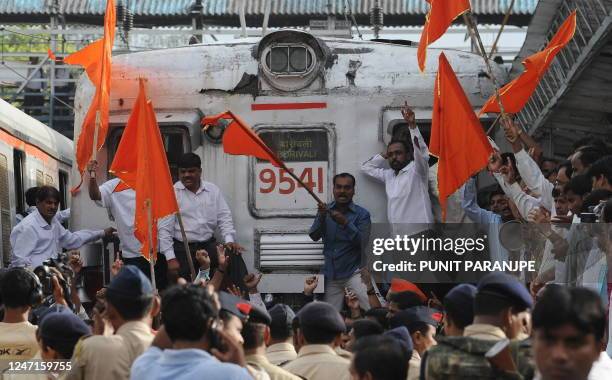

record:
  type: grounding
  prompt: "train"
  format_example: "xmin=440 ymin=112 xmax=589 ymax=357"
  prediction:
xmin=67 ymin=29 xmax=508 ymax=293
xmin=0 ymin=97 xmax=73 ymax=267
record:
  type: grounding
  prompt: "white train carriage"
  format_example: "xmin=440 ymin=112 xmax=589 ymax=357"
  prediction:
xmin=72 ymin=30 xmax=507 ymax=293
xmin=0 ymin=98 xmax=73 ymax=267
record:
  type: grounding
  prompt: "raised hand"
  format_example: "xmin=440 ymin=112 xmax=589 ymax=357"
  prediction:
xmin=304 ymin=275 xmax=319 ymax=296
xmin=195 ymin=249 xmax=211 ymax=270
xmin=401 ymin=101 xmax=417 ymax=128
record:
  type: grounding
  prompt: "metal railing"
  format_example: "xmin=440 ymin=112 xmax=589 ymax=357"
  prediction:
xmin=516 ymin=0 xmax=612 ymax=134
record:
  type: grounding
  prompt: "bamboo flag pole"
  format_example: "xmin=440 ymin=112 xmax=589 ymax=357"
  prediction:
xmin=145 ymin=199 xmax=157 ymax=290
xmin=488 ymin=0 xmax=516 ymax=59
xmin=92 ymin=111 xmax=101 ymax=162
xmin=282 ymin=165 xmax=325 ymax=205
xmin=176 ymin=212 xmax=196 ymax=280
xmin=462 ymin=13 xmax=509 ymax=119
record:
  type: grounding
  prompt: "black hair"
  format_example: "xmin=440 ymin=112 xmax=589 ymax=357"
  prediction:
xmin=36 ymin=186 xmax=60 ymax=203
xmin=572 ymin=138 xmax=610 ymax=155
xmin=563 ymin=174 xmax=592 ymax=197
xmin=351 ymin=319 xmax=383 ymax=340
xmin=488 ymin=186 xmax=506 ymax=203
xmin=603 ymin=199 xmax=612 ymax=223
xmin=0 ymin=268 xmax=36 ymax=308
xmin=270 ymin=322 xmax=292 ymax=341
xmin=41 ymin=330 xmax=88 ymax=359
xmin=582 ymin=189 xmax=612 ymax=212
xmin=352 ymin=336 xmax=409 ymax=380
xmin=552 ymin=187 xmax=563 ymax=198
xmin=389 ymin=316 xmax=432 ymax=337
xmin=587 ymin=155 xmax=612 ymax=185
xmin=25 ymin=187 xmax=39 ymax=207
xmin=389 ymin=291 xmax=424 ymax=310
xmin=161 ymin=285 xmax=217 ymax=342
xmin=106 ymin=290 xmax=154 ymax=321
xmin=474 ymin=292 xmax=527 ymax=316
xmin=388 ymin=139 xmax=410 ymax=153
xmin=558 ymin=160 xmax=573 ymax=178
xmin=242 ymin=321 xmax=267 ymax=350
xmin=444 ymin=301 xmax=474 ymax=330
xmin=300 ymin=324 xmax=340 ymax=344
xmin=333 ymin=172 xmax=356 ymax=187
xmin=541 ymin=157 xmax=559 ymax=165
xmin=533 ymin=286 xmax=606 ymax=342
xmin=575 ymin=146 xmax=605 ymax=168
xmin=364 ymin=307 xmax=389 ymax=330
xmin=177 ymin=153 xmax=202 ymax=169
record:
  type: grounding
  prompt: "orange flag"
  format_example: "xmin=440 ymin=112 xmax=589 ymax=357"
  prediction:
xmin=430 ymin=53 xmax=493 ymax=221
xmin=201 ymin=111 xmax=283 ymax=168
xmin=418 ymin=0 xmax=471 ymax=72
xmin=64 ymin=0 xmax=115 ymax=181
xmin=479 ymin=11 xmax=576 ymax=115
xmin=110 ymin=79 xmax=179 ymax=260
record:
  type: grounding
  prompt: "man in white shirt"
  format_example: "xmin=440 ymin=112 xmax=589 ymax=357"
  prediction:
xmin=361 ymin=103 xmax=433 ymax=237
xmin=15 ymin=186 xmax=70 ymax=225
xmin=10 ymin=186 xmax=111 ymax=269
xmin=87 ymin=160 xmax=177 ymax=289
xmin=170 ymin=153 xmax=245 ymax=285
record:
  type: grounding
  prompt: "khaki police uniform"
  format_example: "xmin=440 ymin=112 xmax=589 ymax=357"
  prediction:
xmin=65 ymin=321 xmax=153 ymax=380
xmin=247 ymin=354 xmax=302 ymax=380
xmin=283 ymin=345 xmax=351 ymax=380
xmin=266 ymin=343 xmax=298 ymax=366
xmin=463 ymin=324 xmax=507 ymax=341
xmin=408 ymin=351 xmax=421 ymax=380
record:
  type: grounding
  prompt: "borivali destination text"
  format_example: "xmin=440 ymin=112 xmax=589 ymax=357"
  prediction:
xmin=370 ymin=235 xmax=536 ymax=273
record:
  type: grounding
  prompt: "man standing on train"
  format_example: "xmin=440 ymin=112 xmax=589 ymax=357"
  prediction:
xmin=170 ymin=153 xmax=247 ymax=286
xmin=309 ymin=172 xmax=372 ymax=311
xmin=10 ymin=186 xmax=114 ymax=268
xmin=87 ymin=160 xmax=177 ymax=289
xmin=361 ymin=102 xmax=434 ymax=238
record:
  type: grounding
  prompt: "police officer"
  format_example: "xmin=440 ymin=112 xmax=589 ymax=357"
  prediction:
xmin=389 ymin=306 xmax=439 ymax=380
xmin=243 ymin=303 xmax=302 ymax=380
xmin=65 ymin=266 xmax=158 ymax=380
xmin=266 ymin=304 xmax=298 ymax=366
xmin=442 ymin=284 xmax=477 ymax=337
xmin=283 ymin=302 xmax=351 ymax=380
xmin=422 ymin=274 xmax=535 ymax=380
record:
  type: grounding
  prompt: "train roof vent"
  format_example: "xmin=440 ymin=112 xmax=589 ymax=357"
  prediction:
xmin=257 ymin=232 xmax=324 ymax=270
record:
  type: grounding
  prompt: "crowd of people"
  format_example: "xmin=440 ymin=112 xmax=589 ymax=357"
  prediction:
xmin=1 ymin=102 xmax=612 ymax=379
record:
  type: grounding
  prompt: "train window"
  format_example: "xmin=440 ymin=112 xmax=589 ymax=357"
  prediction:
xmin=0 ymin=153 xmax=11 ymax=264
xmin=263 ymin=44 xmax=316 ymax=76
xmin=108 ymin=126 xmax=190 ymax=183
xmin=13 ymin=149 xmax=25 ymax=215
xmin=58 ymin=171 xmax=68 ymax=210
xmin=44 ymin=174 xmax=53 ymax=185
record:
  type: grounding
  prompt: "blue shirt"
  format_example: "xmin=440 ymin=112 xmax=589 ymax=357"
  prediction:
xmin=309 ymin=201 xmax=371 ymax=280
xmin=130 ymin=347 xmax=251 ymax=380
xmin=461 ymin=178 xmax=508 ymax=263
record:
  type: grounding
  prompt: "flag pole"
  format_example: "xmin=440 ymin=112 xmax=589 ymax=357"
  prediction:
xmin=176 ymin=212 xmax=196 ymax=280
xmin=462 ymin=12 xmax=509 ymax=119
xmin=92 ymin=111 xmax=100 ymax=161
xmin=281 ymin=164 xmax=325 ymax=205
xmin=145 ymin=199 xmax=157 ymax=290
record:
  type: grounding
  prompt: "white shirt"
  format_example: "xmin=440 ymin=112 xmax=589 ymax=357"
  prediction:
xmin=361 ymin=127 xmax=433 ymax=236
xmin=515 ymin=149 xmax=554 ymax=213
xmin=99 ymin=178 xmax=175 ymax=260
xmin=10 ymin=209 xmax=103 ymax=268
xmin=493 ymin=173 xmax=541 ymax=220
xmin=172 ymin=180 xmax=235 ymax=243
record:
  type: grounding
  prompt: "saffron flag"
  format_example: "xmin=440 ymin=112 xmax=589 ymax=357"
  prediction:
xmin=110 ymin=78 xmax=179 ymax=260
xmin=201 ymin=111 xmax=283 ymax=168
xmin=418 ymin=0 xmax=471 ymax=72
xmin=430 ymin=53 xmax=493 ymax=221
xmin=479 ymin=11 xmax=576 ymax=115
xmin=64 ymin=0 xmax=115 ymax=179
